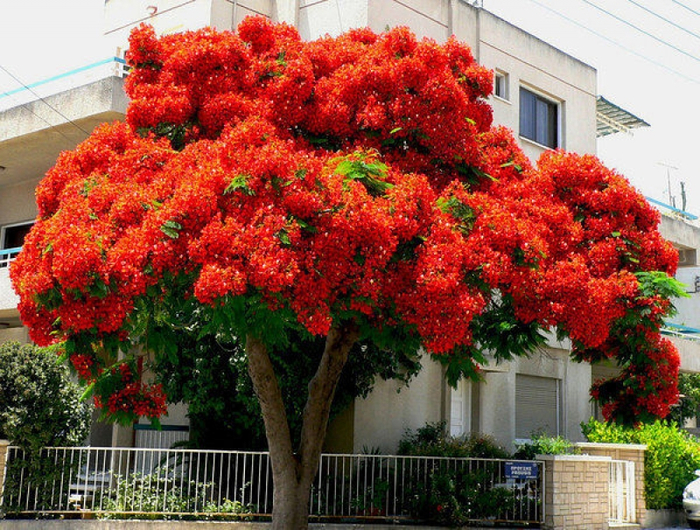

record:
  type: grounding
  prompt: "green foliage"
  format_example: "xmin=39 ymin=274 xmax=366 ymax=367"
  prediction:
xmin=513 ymin=432 xmax=575 ymax=460
xmin=0 ymin=341 xmax=91 ymax=452
xmin=97 ymin=470 xmax=254 ymax=520
xmin=582 ymin=418 xmax=700 ymax=509
xmin=2 ymin=449 xmax=86 ymax=515
xmin=155 ymin=330 xmax=421 ymax=450
xmin=397 ymin=422 xmax=510 ymax=459
xmin=407 ymin=466 xmax=517 ymax=526
xmin=668 ymin=372 xmax=700 ymax=426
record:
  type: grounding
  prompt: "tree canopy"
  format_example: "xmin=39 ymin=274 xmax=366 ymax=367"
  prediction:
xmin=9 ymin=17 xmax=683 ymax=527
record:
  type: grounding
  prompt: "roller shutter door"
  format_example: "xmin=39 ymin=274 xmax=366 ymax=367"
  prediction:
xmin=515 ymin=374 xmax=560 ymax=439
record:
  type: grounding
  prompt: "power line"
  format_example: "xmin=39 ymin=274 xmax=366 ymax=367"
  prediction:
xmin=0 ymin=63 xmax=92 ymax=137
xmin=625 ymin=0 xmax=700 ymax=41
xmin=672 ymin=0 xmax=700 ymax=17
xmin=520 ymin=0 xmax=700 ymax=85
xmin=0 ymin=77 xmax=81 ymax=147
xmin=582 ymin=0 xmax=700 ymax=65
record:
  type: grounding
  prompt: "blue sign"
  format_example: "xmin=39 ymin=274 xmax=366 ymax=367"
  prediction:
xmin=505 ymin=462 xmax=539 ymax=479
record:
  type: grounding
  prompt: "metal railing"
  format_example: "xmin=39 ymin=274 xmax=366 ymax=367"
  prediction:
xmin=0 ymin=247 xmax=21 ymax=268
xmin=609 ymin=459 xmax=636 ymax=524
xmin=0 ymin=446 xmax=544 ymax=524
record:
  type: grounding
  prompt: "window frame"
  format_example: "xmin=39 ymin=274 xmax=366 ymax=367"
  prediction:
xmin=494 ymin=70 xmax=509 ymax=101
xmin=1 ymin=220 xmax=34 ymax=250
xmin=519 ymin=85 xmax=560 ymax=149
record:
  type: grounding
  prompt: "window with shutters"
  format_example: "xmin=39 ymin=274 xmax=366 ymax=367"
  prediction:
xmin=515 ymin=374 xmax=561 ymax=439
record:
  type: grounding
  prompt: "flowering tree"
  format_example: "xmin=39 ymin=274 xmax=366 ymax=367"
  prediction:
xmin=12 ymin=18 xmax=681 ymax=528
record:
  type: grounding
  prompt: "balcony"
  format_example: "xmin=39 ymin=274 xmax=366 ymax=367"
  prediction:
xmin=0 ymin=248 xmax=20 ymax=313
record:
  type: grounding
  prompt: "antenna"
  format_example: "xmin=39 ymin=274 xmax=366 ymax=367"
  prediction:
xmin=681 ymin=181 xmax=687 ymax=212
xmin=658 ymin=162 xmax=679 ymax=208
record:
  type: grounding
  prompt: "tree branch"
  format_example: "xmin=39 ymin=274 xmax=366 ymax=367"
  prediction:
xmin=298 ymin=321 xmax=359 ymax=484
xmin=246 ymin=334 xmax=298 ymax=479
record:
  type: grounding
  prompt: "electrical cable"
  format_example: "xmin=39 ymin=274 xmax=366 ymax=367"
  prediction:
xmin=625 ymin=0 xmax=700 ymax=41
xmin=520 ymin=0 xmax=700 ymax=85
xmin=582 ymin=0 xmax=700 ymax=64
xmin=0 ymin=77 xmax=81 ymax=147
xmin=0 ymin=63 xmax=91 ymax=137
xmin=671 ymin=0 xmax=700 ymax=18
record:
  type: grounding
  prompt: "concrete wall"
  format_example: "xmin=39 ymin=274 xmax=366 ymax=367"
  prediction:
xmin=352 ymin=356 xmax=445 ymax=453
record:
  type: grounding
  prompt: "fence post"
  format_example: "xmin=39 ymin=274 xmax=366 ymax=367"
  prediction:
xmin=537 ymin=454 xmax=612 ymax=530
xmin=0 ymin=439 xmax=8 ymax=505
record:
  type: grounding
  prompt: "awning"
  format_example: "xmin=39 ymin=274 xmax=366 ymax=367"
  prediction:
xmin=596 ymin=95 xmax=650 ymax=137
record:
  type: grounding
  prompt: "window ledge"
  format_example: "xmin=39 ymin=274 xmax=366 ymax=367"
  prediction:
xmin=493 ymin=95 xmax=511 ymax=105
xmin=519 ymin=135 xmax=559 ymax=151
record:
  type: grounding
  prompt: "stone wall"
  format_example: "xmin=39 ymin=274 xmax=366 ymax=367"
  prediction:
xmin=0 ymin=439 xmax=8 ymax=502
xmin=576 ymin=442 xmax=646 ymax=524
xmin=537 ymin=454 xmax=612 ymax=530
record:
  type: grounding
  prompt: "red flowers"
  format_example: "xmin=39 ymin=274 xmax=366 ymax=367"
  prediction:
xmin=11 ymin=18 xmax=679 ymax=424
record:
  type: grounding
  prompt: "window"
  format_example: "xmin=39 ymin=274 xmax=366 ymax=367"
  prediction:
xmin=1 ymin=222 xmax=33 ymax=250
xmin=0 ymin=222 xmax=33 ymax=268
xmin=519 ymin=87 xmax=558 ymax=148
xmin=515 ymin=374 xmax=561 ymax=438
xmin=494 ymin=71 xmax=509 ymax=100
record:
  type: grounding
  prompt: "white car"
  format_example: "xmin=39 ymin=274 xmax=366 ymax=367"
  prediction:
xmin=683 ymin=470 xmax=700 ymax=528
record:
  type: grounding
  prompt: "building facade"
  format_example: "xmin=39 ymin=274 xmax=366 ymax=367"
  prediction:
xmin=0 ymin=0 xmax=692 ymax=452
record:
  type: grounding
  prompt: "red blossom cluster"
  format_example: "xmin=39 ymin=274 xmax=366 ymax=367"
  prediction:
xmin=93 ymin=360 xmax=168 ymax=421
xmin=11 ymin=18 xmax=679 ymax=424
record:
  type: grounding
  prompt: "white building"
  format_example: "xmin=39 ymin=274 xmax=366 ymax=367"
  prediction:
xmin=0 ymin=0 xmax=687 ymax=452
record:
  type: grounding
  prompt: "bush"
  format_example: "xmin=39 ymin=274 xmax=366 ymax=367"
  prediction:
xmin=398 ymin=421 xmax=510 ymax=458
xmin=582 ymin=418 xmax=700 ymax=509
xmin=397 ymin=422 xmax=518 ymax=526
xmin=0 ymin=341 xmax=92 ymax=452
xmin=513 ymin=432 xmax=575 ymax=460
xmin=97 ymin=469 xmax=254 ymax=520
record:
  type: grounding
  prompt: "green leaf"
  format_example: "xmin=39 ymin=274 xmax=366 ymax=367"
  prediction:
xmin=224 ymin=174 xmax=255 ymax=196
xmin=160 ymin=220 xmax=182 ymax=239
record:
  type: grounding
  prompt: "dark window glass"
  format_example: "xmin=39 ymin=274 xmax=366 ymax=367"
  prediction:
xmin=519 ymin=87 xmax=558 ymax=148
xmin=2 ymin=223 xmax=32 ymax=249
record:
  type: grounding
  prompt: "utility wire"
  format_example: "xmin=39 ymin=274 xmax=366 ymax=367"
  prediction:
xmin=0 ymin=63 xmax=92 ymax=137
xmin=625 ymin=0 xmax=700 ymax=41
xmin=0 ymin=77 xmax=81 ymax=147
xmin=521 ymin=0 xmax=700 ymax=85
xmin=582 ymin=0 xmax=700 ymax=64
xmin=672 ymin=0 xmax=700 ymax=18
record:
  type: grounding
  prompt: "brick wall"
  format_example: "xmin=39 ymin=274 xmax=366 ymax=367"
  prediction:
xmin=537 ymin=454 xmax=611 ymax=530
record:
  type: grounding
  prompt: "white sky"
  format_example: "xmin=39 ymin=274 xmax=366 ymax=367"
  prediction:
xmin=0 ymin=0 xmax=698 ymax=213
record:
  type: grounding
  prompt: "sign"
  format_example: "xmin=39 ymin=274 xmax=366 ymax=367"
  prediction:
xmin=505 ymin=461 xmax=539 ymax=479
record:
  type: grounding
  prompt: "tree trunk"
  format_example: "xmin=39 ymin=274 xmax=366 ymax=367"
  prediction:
xmin=246 ymin=322 xmax=359 ymax=530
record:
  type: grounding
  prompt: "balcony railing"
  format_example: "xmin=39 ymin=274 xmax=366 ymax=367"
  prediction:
xmin=0 ymin=247 xmax=20 ymax=269
xmin=0 ymin=57 xmax=128 ymax=112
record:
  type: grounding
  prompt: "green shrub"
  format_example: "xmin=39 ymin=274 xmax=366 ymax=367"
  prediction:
xmin=398 ymin=421 xmax=510 ymax=458
xmin=397 ymin=422 xmax=517 ymax=526
xmin=406 ymin=464 xmax=516 ymax=526
xmin=0 ymin=342 xmax=91 ymax=452
xmin=582 ymin=418 xmax=700 ymax=509
xmin=513 ymin=432 xmax=575 ymax=460
xmin=97 ymin=469 xmax=254 ymax=520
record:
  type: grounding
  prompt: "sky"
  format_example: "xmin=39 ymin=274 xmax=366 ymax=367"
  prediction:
xmin=0 ymin=0 xmax=698 ymax=213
